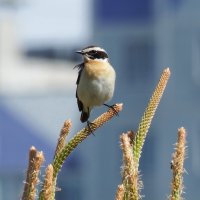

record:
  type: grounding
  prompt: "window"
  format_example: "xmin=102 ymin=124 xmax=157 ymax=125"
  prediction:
xmin=125 ymin=37 xmax=155 ymax=86
xmin=192 ymin=37 xmax=200 ymax=86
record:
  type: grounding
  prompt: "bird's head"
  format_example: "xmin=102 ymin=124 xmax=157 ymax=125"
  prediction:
xmin=76 ymin=46 xmax=108 ymax=62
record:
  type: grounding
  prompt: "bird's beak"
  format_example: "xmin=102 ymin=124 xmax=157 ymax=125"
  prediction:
xmin=76 ymin=50 xmax=83 ymax=55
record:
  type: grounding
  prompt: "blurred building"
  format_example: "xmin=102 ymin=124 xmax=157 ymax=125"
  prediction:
xmin=93 ymin=0 xmax=200 ymax=199
xmin=0 ymin=0 xmax=200 ymax=200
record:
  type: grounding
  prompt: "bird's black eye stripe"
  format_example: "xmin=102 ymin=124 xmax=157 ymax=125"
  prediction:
xmin=90 ymin=50 xmax=97 ymax=54
xmin=88 ymin=50 xmax=108 ymax=59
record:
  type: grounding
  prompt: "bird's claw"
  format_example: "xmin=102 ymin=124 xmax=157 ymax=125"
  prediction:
xmin=103 ymin=104 xmax=119 ymax=116
xmin=87 ymin=121 xmax=96 ymax=136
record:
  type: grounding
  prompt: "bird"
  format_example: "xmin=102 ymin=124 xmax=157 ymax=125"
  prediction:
xmin=75 ymin=45 xmax=116 ymax=129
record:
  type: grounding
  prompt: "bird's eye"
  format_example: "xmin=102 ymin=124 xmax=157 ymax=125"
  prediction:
xmin=87 ymin=50 xmax=99 ymax=59
xmin=91 ymin=50 xmax=96 ymax=54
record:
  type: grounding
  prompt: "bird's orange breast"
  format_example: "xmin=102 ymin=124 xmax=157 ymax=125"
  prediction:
xmin=84 ymin=60 xmax=113 ymax=79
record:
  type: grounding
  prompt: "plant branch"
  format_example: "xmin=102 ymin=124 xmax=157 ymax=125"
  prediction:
xmin=170 ymin=127 xmax=187 ymax=200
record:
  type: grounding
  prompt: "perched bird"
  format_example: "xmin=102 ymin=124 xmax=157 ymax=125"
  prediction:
xmin=75 ymin=45 xmax=116 ymax=127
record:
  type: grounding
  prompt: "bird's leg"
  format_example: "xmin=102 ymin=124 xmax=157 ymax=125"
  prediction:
xmin=103 ymin=103 xmax=119 ymax=116
xmin=87 ymin=120 xmax=96 ymax=136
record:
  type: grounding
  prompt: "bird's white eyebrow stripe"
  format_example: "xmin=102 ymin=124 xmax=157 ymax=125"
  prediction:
xmin=83 ymin=47 xmax=106 ymax=53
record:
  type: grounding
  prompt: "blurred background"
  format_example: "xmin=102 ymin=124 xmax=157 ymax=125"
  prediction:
xmin=0 ymin=0 xmax=200 ymax=199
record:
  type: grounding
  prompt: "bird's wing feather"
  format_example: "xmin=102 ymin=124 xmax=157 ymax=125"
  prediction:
xmin=75 ymin=63 xmax=84 ymax=111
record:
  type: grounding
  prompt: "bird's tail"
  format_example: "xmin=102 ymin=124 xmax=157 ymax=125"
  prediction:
xmin=80 ymin=111 xmax=90 ymax=123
